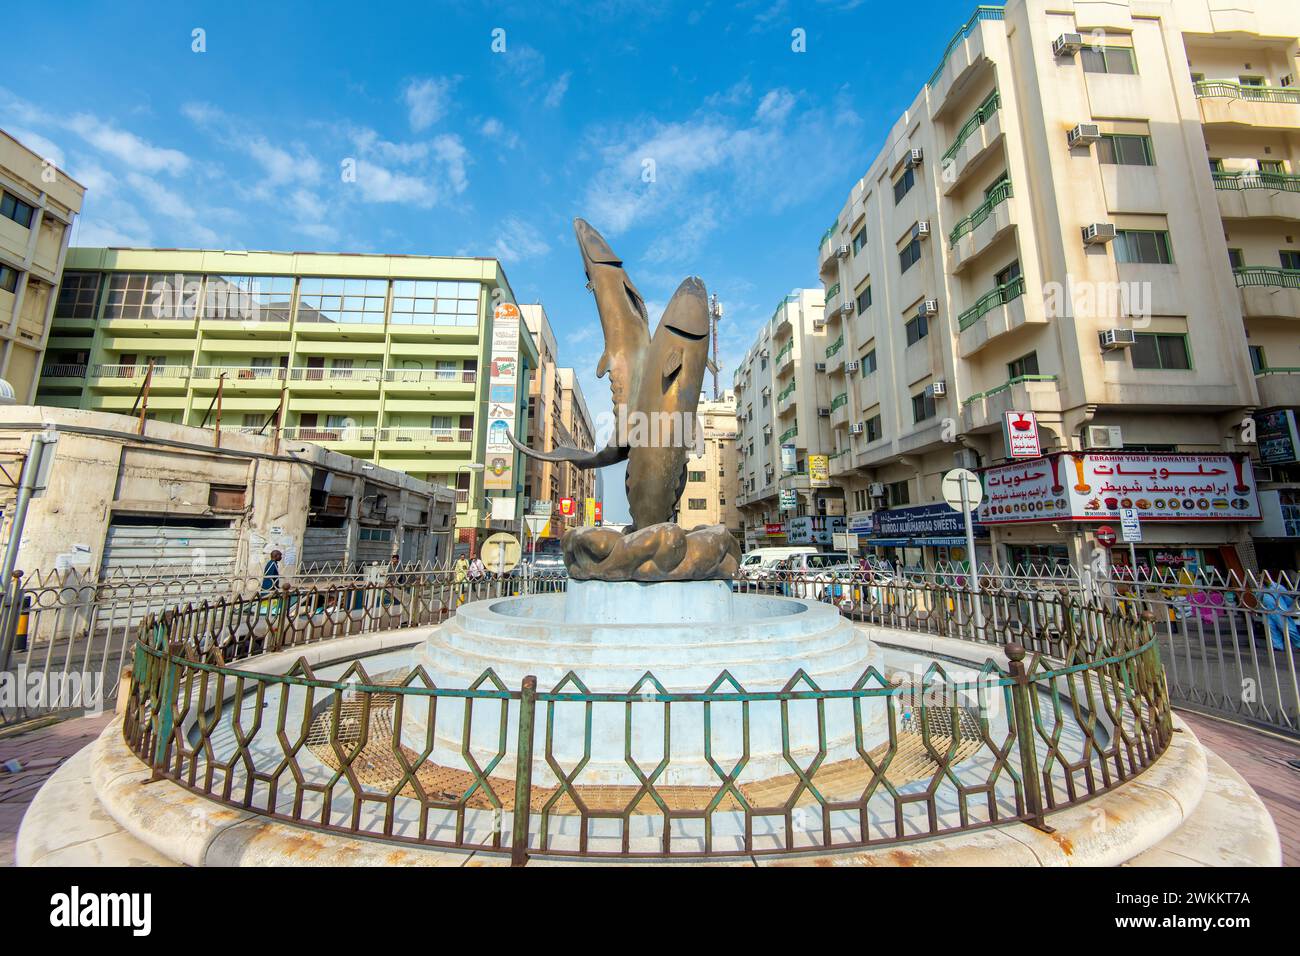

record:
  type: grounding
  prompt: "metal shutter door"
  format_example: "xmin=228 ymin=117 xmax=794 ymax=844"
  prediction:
xmin=301 ymin=527 xmax=349 ymax=569
xmin=100 ymin=520 xmax=238 ymax=579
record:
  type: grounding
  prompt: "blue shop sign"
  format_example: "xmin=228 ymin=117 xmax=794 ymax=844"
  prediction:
xmin=868 ymin=503 xmax=988 ymax=545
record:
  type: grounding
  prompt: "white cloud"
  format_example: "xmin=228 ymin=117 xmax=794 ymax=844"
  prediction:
xmin=403 ymin=76 xmax=459 ymax=131
xmin=354 ymin=160 xmax=438 ymax=206
xmin=543 ymin=72 xmax=571 ymax=109
xmin=6 ymin=127 xmax=65 ymax=168
xmin=755 ymin=89 xmax=796 ymax=124
xmin=66 ymin=113 xmax=189 ymax=174
xmin=479 ymin=117 xmax=520 ymax=150
xmin=491 ymin=217 xmax=551 ymax=264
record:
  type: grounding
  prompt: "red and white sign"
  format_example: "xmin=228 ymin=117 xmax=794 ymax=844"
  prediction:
xmin=1095 ymin=525 xmax=1117 ymax=547
xmin=1003 ymin=410 xmax=1041 ymax=459
xmin=559 ymin=497 xmax=576 ymax=517
xmin=764 ymin=523 xmax=785 ymax=536
xmin=978 ymin=452 xmax=1260 ymax=524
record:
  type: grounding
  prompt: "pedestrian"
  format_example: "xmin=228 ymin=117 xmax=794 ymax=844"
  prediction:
xmin=260 ymin=549 xmax=283 ymax=617
xmin=453 ymin=553 xmax=470 ymax=606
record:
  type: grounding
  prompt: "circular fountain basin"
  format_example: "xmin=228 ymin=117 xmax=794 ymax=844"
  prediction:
xmin=406 ymin=579 xmax=884 ymax=787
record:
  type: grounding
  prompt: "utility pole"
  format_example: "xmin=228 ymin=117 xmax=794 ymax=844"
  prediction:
xmin=709 ymin=293 xmax=723 ymax=400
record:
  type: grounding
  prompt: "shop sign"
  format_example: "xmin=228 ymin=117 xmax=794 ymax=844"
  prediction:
xmin=869 ymin=503 xmax=989 ymax=544
xmin=1003 ymin=410 xmax=1041 ymax=459
xmin=809 ymin=455 xmax=830 ymax=488
xmin=1255 ymin=409 xmax=1300 ymax=465
xmin=787 ymin=515 xmax=845 ymax=545
xmin=978 ymin=452 xmax=1260 ymax=524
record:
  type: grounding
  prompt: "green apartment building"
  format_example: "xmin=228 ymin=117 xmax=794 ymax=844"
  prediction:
xmin=35 ymin=247 xmax=538 ymax=537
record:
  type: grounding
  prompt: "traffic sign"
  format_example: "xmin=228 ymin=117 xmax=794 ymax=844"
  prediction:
xmin=942 ymin=468 xmax=983 ymax=513
xmin=1095 ymin=525 xmax=1117 ymax=547
xmin=481 ymin=532 xmax=521 ymax=575
xmin=1120 ymin=508 xmax=1142 ymax=543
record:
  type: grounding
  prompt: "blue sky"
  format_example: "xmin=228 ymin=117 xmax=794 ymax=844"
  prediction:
xmin=4 ymin=0 xmax=980 ymax=521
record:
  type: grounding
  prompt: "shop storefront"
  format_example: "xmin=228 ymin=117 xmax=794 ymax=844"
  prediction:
xmin=978 ymin=452 xmax=1262 ymax=575
xmin=861 ymin=503 xmax=991 ymax=571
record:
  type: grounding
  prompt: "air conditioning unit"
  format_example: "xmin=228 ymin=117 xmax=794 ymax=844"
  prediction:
xmin=835 ymin=244 xmax=851 ymax=258
xmin=1082 ymin=222 xmax=1117 ymax=245
xmin=913 ymin=220 xmax=931 ymax=240
xmin=930 ymin=380 xmax=947 ymax=396
xmin=850 ymin=423 xmax=866 ymax=435
xmin=818 ymin=407 xmax=831 ymax=417
xmin=839 ymin=302 xmax=854 ymax=316
xmin=814 ymin=362 xmax=827 ymax=372
xmin=1099 ymin=328 xmax=1137 ymax=350
xmin=869 ymin=482 xmax=886 ymax=496
xmin=812 ymin=317 xmax=826 ymax=329
xmin=954 ymin=448 xmax=980 ymax=470
xmin=845 ymin=360 xmax=860 ymax=373
xmin=1254 ymin=464 xmax=1276 ymax=483
xmin=1086 ymin=425 xmax=1123 ymax=449
xmin=1068 ymin=123 xmax=1102 ymax=148
xmin=918 ymin=298 xmax=940 ymax=318
xmin=1053 ymin=32 xmax=1083 ymax=57
xmin=760 ymin=348 xmax=770 ymax=357
xmin=905 ymin=148 xmax=924 ymax=169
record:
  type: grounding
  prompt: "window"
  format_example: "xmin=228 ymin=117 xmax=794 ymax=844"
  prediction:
xmin=1007 ymin=351 xmax=1039 ymax=379
xmin=912 ymin=390 xmax=936 ymax=423
xmin=996 ymin=259 xmax=1022 ymax=287
xmin=899 ymin=237 xmax=922 ymax=273
xmin=1115 ymin=230 xmax=1173 ymax=264
xmin=893 ymin=167 xmax=915 ymax=204
xmin=103 ymin=273 xmax=204 ymax=320
xmin=1097 ymin=134 xmax=1153 ymax=166
xmin=390 ymin=279 xmax=481 ymax=326
xmin=0 ymin=191 xmax=35 ymax=228
xmin=1280 ymin=250 xmax=1300 ymax=270
xmin=853 ymin=490 xmax=868 ymax=512
xmin=905 ymin=314 xmax=929 ymax=346
xmin=1238 ymin=75 xmax=1265 ymax=87
xmin=298 ymin=276 xmax=389 ymax=324
xmin=1209 ymin=157 xmax=1224 ymax=173
xmin=856 ymin=286 xmax=872 ymax=313
xmin=204 ymin=275 xmax=294 ymax=321
xmin=1081 ymin=45 xmax=1136 ymax=75
xmin=1258 ymin=160 xmax=1284 ymax=174
xmin=688 ymin=499 xmax=708 ymax=510
xmin=861 ymin=349 xmax=877 ymax=375
xmin=688 ymin=470 xmax=706 ymax=482
xmin=886 ymin=480 xmax=911 ymax=507
xmin=0 ymin=264 xmax=18 ymax=294
xmin=1131 ymin=333 xmax=1191 ymax=370
xmin=1249 ymin=345 xmax=1267 ymax=373
xmin=852 ymin=229 xmax=867 ymax=254
xmin=55 ymin=272 xmax=101 ymax=318
xmin=1228 ymin=248 xmax=1244 ymax=269
xmin=864 ymin=414 xmax=883 ymax=442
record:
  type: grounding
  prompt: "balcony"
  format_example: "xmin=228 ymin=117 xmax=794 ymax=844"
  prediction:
xmin=1234 ymin=267 xmax=1300 ymax=320
xmin=38 ymin=363 xmax=86 ymax=390
xmin=191 ymin=365 xmax=287 ymax=390
xmin=773 ymin=299 xmax=795 ymax=340
xmin=776 ymin=378 xmax=798 ymax=415
xmin=1213 ymin=171 xmax=1300 ymax=223
xmin=383 ymin=367 xmax=478 ymax=392
xmin=957 ymin=276 xmax=1039 ymax=358
xmin=774 ymin=340 xmax=795 ymax=375
xmin=378 ymin=426 xmax=473 ymax=447
xmin=287 ymin=366 xmax=384 ymax=390
xmin=829 ymin=391 xmax=850 ymax=429
xmin=947 ymin=179 xmax=1014 ymax=273
xmin=960 ymin=374 xmax=1060 ymax=433
xmin=941 ymin=88 xmax=1003 ymax=191
xmin=1255 ymin=369 xmax=1300 ymax=409
xmin=87 ymin=364 xmax=190 ymax=391
xmin=828 ymin=448 xmax=853 ymax=478
xmin=281 ymin=425 xmax=378 ymax=453
xmin=928 ymin=6 xmax=1004 ymax=116
xmin=825 ymin=334 xmax=846 ymax=374
xmin=818 ymin=222 xmax=840 ymax=276
xmin=1195 ymin=80 xmax=1300 ymax=131
xmin=778 ymin=425 xmax=798 ymax=446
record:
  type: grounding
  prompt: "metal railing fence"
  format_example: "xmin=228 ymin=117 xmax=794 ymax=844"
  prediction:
xmin=122 ymin=575 xmax=1170 ymax=863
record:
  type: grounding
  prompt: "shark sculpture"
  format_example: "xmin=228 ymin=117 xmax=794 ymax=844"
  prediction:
xmin=508 ymin=218 xmax=712 ymax=533
xmin=507 ymin=219 xmax=738 ymax=580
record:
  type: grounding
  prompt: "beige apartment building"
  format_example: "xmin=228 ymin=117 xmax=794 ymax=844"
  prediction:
xmin=675 ymin=391 xmax=742 ymax=540
xmin=0 ymin=130 xmax=84 ymax=404
xmin=734 ymin=289 xmax=845 ymax=549
xmin=812 ymin=0 xmax=1299 ymax=574
xmin=520 ymin=304 xmax=597 ymax=535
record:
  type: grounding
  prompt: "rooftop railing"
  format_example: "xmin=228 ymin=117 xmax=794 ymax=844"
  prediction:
xmin=927 ymin=5 xmax=1005 ymax=89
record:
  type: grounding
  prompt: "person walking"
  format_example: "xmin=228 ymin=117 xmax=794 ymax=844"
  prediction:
xmin=453 ymin=553 xmax=470 ymax=606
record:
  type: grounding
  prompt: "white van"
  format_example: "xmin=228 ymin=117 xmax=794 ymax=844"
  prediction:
xmin=738 ymin=546 xmax=818 ymax=581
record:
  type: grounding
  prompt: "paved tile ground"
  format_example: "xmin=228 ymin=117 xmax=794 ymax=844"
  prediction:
xmin=0 ymin=708 xmax=1294 ymax=867
xmin=1175 ymin=710 xmax=1299 ymax=866
xmin=0 ymin=713 xmax=113 ymax=866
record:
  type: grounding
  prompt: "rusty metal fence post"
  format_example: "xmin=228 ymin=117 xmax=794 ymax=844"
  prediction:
xmin=1005 ymin=641 xmax=1052 ymax=833
xmin=511 ymin=674 xmax=538 ymax=866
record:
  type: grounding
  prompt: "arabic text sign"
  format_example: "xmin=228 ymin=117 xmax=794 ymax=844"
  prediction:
xmin=979 ymin=453 xmax=1260 ymax=523
xmin=1003 ymin=410 xmax=1041 ymax=459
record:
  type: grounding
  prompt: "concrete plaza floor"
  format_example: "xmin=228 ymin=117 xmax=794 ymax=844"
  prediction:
xmin=1 ymin=707 xmax=1295 ymax=866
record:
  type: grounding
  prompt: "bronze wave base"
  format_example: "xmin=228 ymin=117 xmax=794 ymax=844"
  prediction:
xmin=562 ymin=523 xmax=741 ymax=582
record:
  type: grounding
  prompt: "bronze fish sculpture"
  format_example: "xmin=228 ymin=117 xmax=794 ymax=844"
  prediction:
xmin=508 ymin=218 xmax=710 ymax=532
